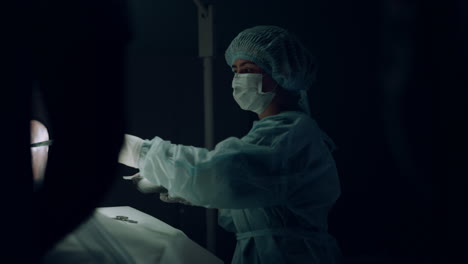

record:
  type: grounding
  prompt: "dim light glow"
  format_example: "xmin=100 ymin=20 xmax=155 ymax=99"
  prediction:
xmin=31 ymin=120 xmax=50 ymax=182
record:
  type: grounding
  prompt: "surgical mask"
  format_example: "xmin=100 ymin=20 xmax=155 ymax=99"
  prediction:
xmin=232 ymin=73 xmax=276 ymax=114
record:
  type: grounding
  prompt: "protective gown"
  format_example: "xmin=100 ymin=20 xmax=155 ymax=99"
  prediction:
xmin=138 ymin=111 xmax=341 ymax=263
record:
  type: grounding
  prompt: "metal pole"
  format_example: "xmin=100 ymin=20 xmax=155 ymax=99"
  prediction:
xmin=193 ymin=0 xmax=208 ymax=15
xmin=203 ymin=57 xmax=214 ymax=151
xmin=203 ymin=56 xmax=217 ymax=254
xmin=194 ymin=1 xmax=216 ymax=254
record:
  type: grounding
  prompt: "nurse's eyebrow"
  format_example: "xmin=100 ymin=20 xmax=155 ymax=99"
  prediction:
xmin=231 ymin=61 xmax=257 ymax=69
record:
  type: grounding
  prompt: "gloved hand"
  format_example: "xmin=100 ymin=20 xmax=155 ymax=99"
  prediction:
xmin=123 ymin=173 xmax=192 ymax=205
xmin=159 ymin=193 xmax=193 ymax=206
xmin=123 ymin=173 xmax=167 ymax=194
xmin=118 ymin=134 xmax=144 ymax=168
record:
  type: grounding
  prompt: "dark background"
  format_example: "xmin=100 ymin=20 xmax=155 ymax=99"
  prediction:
xmin=98 ymin=0 xmax=468 ymax=263
xmin=11 ymin=0 xmax=466 ymax=263
xmin=99 ymin=0 xmax=466 ymax=263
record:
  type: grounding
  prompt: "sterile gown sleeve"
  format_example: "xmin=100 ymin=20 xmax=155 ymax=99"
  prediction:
xmin=138 ymin=115 xmax=313 ymax=209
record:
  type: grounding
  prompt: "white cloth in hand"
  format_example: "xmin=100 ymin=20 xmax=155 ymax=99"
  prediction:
xmin=118 ymin=134 xmax=144 ymax=168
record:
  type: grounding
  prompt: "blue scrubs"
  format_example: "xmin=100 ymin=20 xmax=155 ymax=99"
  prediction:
xmin=139 ymin=111 xmax=341 ymax=263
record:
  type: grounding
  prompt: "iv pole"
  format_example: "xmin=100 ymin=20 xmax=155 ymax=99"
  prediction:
xmin=193 ymin=0 xmax=216 ymax=254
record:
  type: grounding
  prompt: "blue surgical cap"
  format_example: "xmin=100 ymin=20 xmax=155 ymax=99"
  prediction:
xmin=225 ymin=25 xmax=317 ymax=92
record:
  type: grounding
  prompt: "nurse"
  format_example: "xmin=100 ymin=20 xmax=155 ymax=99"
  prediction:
xmin=119 ymin=25 xmax=342 ymax=263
